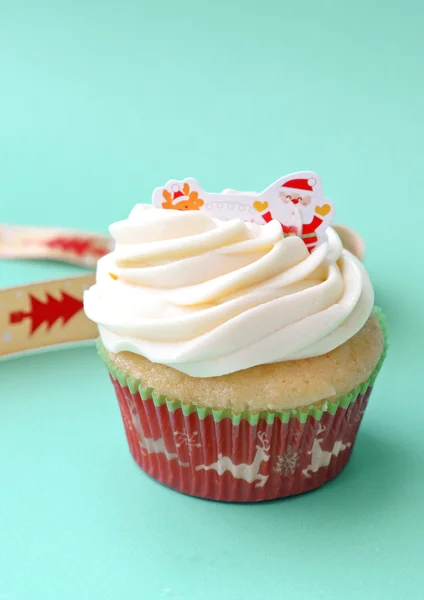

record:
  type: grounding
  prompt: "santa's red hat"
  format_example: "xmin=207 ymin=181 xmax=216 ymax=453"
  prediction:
xmin=171 ymin=183 xmax=184 ymax=200
xmin=282 ymin=177 xmax=316 ymax=192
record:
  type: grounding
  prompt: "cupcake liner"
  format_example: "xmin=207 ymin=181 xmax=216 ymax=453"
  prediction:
xmin=100 ymin=308 xmax=388 ymax=502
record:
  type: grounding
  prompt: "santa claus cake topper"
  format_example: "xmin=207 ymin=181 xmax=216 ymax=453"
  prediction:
xmin=152 ymin=172 xmax=334 ymax=252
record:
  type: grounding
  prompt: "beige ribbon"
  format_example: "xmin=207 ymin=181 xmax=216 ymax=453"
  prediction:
xmin=0 ymin=222 xmax=364 ymax=359
xmin=0 ymin=225 xmax=112 ymax=358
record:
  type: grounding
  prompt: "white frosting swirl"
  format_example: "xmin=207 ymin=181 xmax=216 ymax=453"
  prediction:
xmin=84 ymin=205 xmax=374 ymax=377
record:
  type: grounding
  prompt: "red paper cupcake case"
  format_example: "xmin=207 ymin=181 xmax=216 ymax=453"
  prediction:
xmin=110 ymin=376 xmax=374 ymax=502
xmin=102 ymin=308 xmax=387 ymax=502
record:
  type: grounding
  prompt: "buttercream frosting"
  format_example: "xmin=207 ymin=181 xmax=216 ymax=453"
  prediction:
xmin=84 ymin=204 xmax=374 ymax=377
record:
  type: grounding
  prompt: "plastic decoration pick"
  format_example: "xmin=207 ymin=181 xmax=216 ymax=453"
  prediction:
xmin=152 ymin=172 xmax=335 ymax=252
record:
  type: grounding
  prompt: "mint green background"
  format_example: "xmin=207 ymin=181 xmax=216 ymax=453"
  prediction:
xmin=0 ymin=1 xmax=423 ymax=599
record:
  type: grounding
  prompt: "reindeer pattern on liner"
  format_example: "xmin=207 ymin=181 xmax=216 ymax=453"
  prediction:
xmin=195 ymin=431 xmax=271 ymax=488
xmin=125 ymin=394 xmax=189 ymax=467
xmin=302 ymin=424 xmax=351 ymax=478
xmin=123 ymin=394 xmax=354 ymax=486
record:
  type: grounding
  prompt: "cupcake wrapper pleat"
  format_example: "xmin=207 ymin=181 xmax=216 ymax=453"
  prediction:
xmin=111 ymin=376 xmax=372 ymax=501
xmin=101 ymin=307 xmax=388 ymax=502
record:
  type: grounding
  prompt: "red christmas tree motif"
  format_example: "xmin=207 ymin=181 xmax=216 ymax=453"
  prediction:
xmin=9 ymin=291 xmax=83 ymax=335
xmin=45 ymin=236 xmax=110 ymax=258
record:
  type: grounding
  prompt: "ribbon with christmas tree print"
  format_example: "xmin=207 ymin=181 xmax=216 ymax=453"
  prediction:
xmin=0 ymin=224 xmax=112 ymax=358
xmin=1 ymin=274 xmax=97 ymax=357
xmin=0 ymin=221 xmax=364 ymax=359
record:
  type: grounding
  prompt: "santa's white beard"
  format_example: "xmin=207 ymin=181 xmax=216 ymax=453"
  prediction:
xmin=272 ymin=203 xmax=302 ymax=234
xmin=297 ymin=204 xmax=315 ymax=224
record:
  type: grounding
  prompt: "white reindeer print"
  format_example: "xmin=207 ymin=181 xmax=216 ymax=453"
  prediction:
xmin=139 ymin=435 xmax=189 ymax=467
xmin=195 ymin=431 xmax=271 ymax=488
xmin=302 ymin=424 xmax=351 ymax=478
xmin=125 ymin=393 xmax=188 ymax=467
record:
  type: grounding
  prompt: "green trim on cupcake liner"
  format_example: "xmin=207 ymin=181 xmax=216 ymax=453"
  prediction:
xmin=97 ymin=306 xmax=388 ymax=425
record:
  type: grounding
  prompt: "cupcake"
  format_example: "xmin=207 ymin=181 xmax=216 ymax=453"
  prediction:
xmin=84 ymin=201 xmax=387 ymax=502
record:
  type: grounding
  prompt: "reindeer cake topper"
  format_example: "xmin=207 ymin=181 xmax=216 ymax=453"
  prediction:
xmin=152 ymin=172 xmax=335 ymax=252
